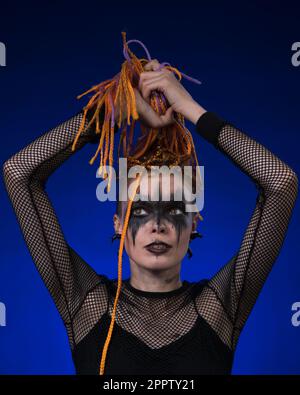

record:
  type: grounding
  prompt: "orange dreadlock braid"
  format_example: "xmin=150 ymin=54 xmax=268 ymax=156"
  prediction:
xmin=71 ymin=31 xmax=204 ymax=375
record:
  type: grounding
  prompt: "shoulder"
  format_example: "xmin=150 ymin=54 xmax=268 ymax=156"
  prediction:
xmin=187 ymin=278 xmax=209 ymax=298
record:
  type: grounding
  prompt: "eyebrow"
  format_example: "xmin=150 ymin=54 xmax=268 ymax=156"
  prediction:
xmin=132 ymin=200 xmax=186 ymax=208
xmin=129 ymin=201 xmax=192 ymax=217
xmin=137 ymin=192 xmax=196 ymax=204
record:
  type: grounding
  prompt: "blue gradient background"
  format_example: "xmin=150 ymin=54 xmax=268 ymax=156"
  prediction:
xmin=0 ymin=1 xmax=299 ymax=374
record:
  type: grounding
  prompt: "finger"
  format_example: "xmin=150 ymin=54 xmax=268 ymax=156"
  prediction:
xmin=141 ymin=67 xmax=171 ymax=77
xmin=144 ymin=59 xmax=160 ymax=70
xmin=141 ymin=78 xmax=167 ymax=103
xmin=139 ymin=74 xmax=163 ymax=101
xmin=158 ymin=106 xmax=175 ymax=126
xmin=139 ymin=70 xmax=165 ymax=90
xmin=142 ymin=74 xmax=165 ymax=84
xmin=140 ymin=75 xmax=165 ymax=103
xmin=134 ymin=87 xmax=175 ymax=128
xmin=137 ymin=102 xmax=162 ymax=128
xmin=136 ymin=92 xmax=170 ymax=128
xmin=139 ymin=71 xmax=163 ymax=95
xmin=140 ymin=70 xmax=165 ymax=79
xmin=144 ymin=59 xmax=161 ymax=71
xmin=139 ymin=109 xmax=173 ymax=128
xmin=139 ymin=70 xmax=170 ymax=95
xmin=142 ymin=103 xmax=175 ymax=128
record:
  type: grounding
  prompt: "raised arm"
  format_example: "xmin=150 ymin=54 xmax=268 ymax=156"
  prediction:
xmin=2 ymin=107 xmax=113 ymax=348
xmin=194 ymin=111 xmax=298 ymax=351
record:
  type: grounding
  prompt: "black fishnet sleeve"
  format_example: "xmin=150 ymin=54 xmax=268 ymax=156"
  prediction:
xmin=194 ymin=111 xmax=298 ymax=351
xmin=2 ymin=106 xmax=115 ymax=348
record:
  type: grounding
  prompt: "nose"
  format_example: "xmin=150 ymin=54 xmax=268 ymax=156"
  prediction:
xmin=151 ymin=218 xmax=168 ymax=234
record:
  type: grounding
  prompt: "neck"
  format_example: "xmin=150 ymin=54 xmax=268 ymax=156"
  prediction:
xmin=129 ymin=261 xmax=182 ymax=292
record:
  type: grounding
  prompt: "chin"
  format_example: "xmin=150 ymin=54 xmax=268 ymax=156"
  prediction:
xmin=140 ymin=252 xmax=178 ymax=267
xmin=142 ymin=261 xmax=175 ymax=271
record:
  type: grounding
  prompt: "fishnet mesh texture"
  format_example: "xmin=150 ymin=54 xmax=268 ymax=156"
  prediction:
xmin=3 ymin=111 xmax=298 ymax=355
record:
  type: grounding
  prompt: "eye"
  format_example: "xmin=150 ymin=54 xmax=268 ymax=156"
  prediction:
xmin=132 ymin=207 xmax=148 ymax=216
xmin=169 ymin=207 xmax=184 ymax=215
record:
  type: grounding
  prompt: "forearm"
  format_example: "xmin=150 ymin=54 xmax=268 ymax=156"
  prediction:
xmin=193 ymin=111 xmax=298 ymax=195
xmin=197 ymin=111 xmax=298 ymax=350
xmin=181 ymin=99 xmax=207 ymax=125
xmin=3 ymin=111 xmax=96 ymax=188
xmin=2 ymin=111 xmax=102 ymax=326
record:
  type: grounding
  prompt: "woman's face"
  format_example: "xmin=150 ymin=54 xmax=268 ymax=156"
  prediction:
xmin=113 ymin=172 xmax=198 ymax=271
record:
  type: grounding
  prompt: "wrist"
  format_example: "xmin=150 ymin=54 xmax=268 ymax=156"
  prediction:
xmin=181 ymin=100 xmax=207 ymax=124
xmin=195 ymin=111 xmax=227 ymax=147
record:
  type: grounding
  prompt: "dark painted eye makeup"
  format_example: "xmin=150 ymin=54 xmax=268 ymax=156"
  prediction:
xmin=131 ymin=201 xmax=186 ymax=216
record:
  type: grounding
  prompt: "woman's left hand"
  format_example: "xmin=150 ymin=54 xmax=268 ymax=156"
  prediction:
xmin=138 ymin=59 xmax=206 ymax=125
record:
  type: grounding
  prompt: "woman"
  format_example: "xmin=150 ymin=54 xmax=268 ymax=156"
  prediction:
xmin=3 ymin=59 xmax=298 ymax=375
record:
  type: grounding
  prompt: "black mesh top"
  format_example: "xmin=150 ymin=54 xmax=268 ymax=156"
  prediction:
xmin=2 ymin=106 xmax=298 ymax=375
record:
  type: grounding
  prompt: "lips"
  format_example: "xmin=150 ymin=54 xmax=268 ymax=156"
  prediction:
xmin=145 ymin=240 xmax=171 ymax=248
xmin=145 ymin=241 xmax=172 ymax=254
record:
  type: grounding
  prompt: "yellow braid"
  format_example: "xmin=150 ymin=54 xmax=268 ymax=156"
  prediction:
xmin=99 ymin=173 xmax=142 ymax=375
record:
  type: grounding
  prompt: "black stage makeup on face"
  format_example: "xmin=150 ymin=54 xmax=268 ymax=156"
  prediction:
xmin=125 ymin=190 xmax=194 ymax=247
